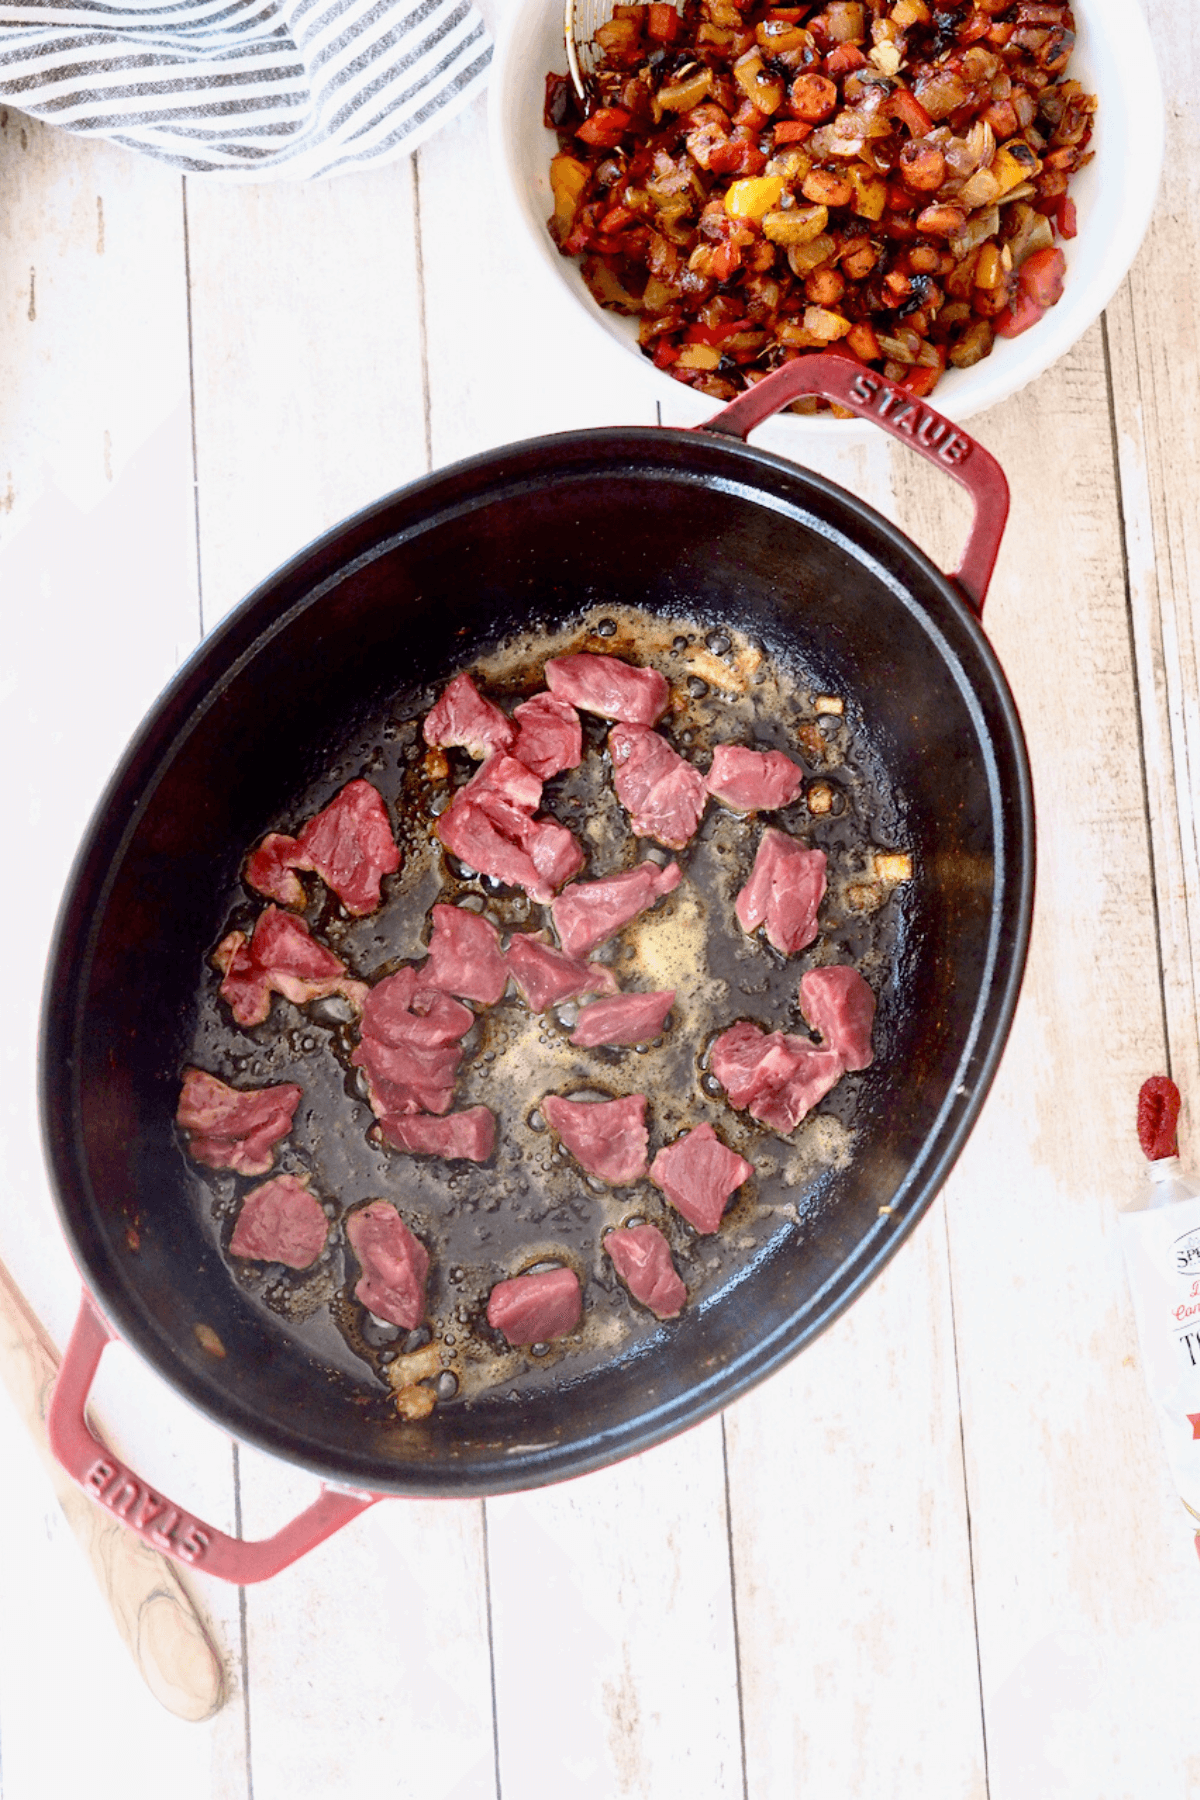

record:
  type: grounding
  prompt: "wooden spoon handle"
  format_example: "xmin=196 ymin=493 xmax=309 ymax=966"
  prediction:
xmin=0 ymin=1259 xmax=226 ymax=1721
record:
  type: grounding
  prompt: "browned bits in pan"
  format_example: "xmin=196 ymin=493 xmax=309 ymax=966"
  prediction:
xmin=546 ymin=0 xmax=1094 ymax=406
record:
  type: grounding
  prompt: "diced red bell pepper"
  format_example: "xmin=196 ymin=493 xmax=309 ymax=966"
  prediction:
xmin=994 ymin=289 xmax=1045 ymax=337
xmin=901 ymin=362 xmax=941 ymax=397
xmin=1020 ymin=245 xmax=1066 ymax=307
xmin=888 ymin=88 xmax=934 ymax=136
xmin=652 ymin=338 xmax=681 ymax=368
xmin=709 ymin=242 xmax=742 ymax=281
xmin=733 ymin=99 xmax=769 ymax=130
xmin=773 ymin=120 xmax=813 ymax=144
xmin=1058 ymin=196 xmax=1078 ymax=240
xmin=684 ymin=318 xmax=747 ymax=346
xmin=599 ymin=204 xmax=638 ymax=234
xmin=647 ymin=3 xmax=680 ymax=41
xmin=577 ymin=107 xmax=632 ymax=148
xmin=707 ymin=137 xmax=766 ymax=176
xmin=825 ymin=43 xmax=867 ymax=76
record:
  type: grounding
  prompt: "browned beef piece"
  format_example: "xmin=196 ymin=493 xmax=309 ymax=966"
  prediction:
xmin=608 ymin=724 xmax=707 ymax=849
xmin=423 ymin=671 xmax=515 ymax=760
xmin=176 ymin=1067 xmax=303 ymax=1176
xmin=506 ymin=935 xmax=617 ymax=1010
xmin=351 ymin=968 xmax=474 ymax=1118
xmin=734 ymin=827 xmax=827 ymax=955
xmin=214 ymin=907 xmax=367 ymax=1027
xmin=345 ymin=1201 xmax=430 ymax=1329
xmin=510 ymin=691 xmax=583 ymax=779
xmin=551 ymin=860 xmax=681 ymax=959
xmin=799 ymin=965 xmax=876 ymax=1071
xmin=229 ymin=1174 xmax=328 ymax=1268
xmin=422 ymin=904 xmax=508 ymax=1005
xmin=540 ymin=1092 xmax=649 ymax=1184
xmin=544 ymin=652 xmax=669 ymax=726
xmin=570 ymin=990 xmax=675 ymax=1048
xmin=436 ymin=755 xmax=584 ymax=904
xmin=245 ymin=779 xmax=401 ymax=916
xmin=706 ymin=744 xmax=803 ymax=813
xmin=648 ymin=1122 xmax=754 ymax=1233
xmin=709 ymin=1019 xmax=843 ymax=1135
xmin=487 ymin=1267 xmax=582 ymax=1345
xmin=604 ymin=1224 xmax=687 ymax=1318
xmin=379 ymin=1106 xmax=496 ymax=1162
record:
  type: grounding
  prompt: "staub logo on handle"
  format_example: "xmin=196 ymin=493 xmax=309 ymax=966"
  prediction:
xmin=84 ymin=1456 xmax=211 ymax=1563
xmin=847 ymin=371 xmax=972 ymax=463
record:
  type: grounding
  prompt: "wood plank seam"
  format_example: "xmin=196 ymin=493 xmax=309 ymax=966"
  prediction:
xmin=231 ymin=1442 xmax=256 ymax=1800
xmin=939 ymin=1197 xmax=995 ymax=1800
xmin=1099 ymin=310 xmax=1176 ymax=1072
xmin=182 ymin=179 xmax=208 ymax=644
xmin=719 ymin=1415 xmax=751 ymax=1800
xmin=412 ymin=153 xmax=434 ymax=476
xmin=480 ymin=1498 xmax=505 ymax=1800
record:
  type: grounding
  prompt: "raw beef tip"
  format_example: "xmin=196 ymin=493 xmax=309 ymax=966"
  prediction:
xmin=345 ymin=1201 xmax=430 ymax=1330
xmin=229 ymin=1174 xmax=328 ymax=1268
xmin=487 ymin=1267 xmax=582 ymax=1346
xmin=422 ymin=904 xmax=508 ymax=1005
xmin=604 ymin=1225 xmax=687 ymax=1318
xmin=214 ymin=907 xmax=368 ymax=1028
xmin=244 ymin=833 xmax=306 ymax=910
xmin=352 ymin=968 xmax=474 ymax=1117
xmin=176 ymin=1067 xmax=303 ymax=1176
xmin=709 ymin=1020 xmax=843 ymax=1135
xmin=506 ymin=934 xmax=618 ymax=1011
xmin=570 ymin=990 xmax=675 ymax=1049
xmin=247 ymin=781 xmax=401 ymax=916
xmin=735 ymin=827 xmax=827 ymax=955
xmin=436 ymin=754 xmax=585 ymax=904
xmin=510 ymin=691 xmax=583 ymax=780
xmin=707 ymin=744 xmax=803 ymax=813
xmin=292 ymin=779 xmax=401 ymax=916
xmin=551 ymin=860 xmax=682 ymax=960
xmin=608 ymin=725 xmax=708 ymax=850
xmin=799 ymin=965 xmax=876 ymax=1071
xmin=541 ymin=1093 xmax=649 ymax=1185
xmin=544 ymin=652 xmax=670 ymax=726
xmin=380 ymin=1106 xmax=496 ymax=1162
xmin=423 ymin=671 xmax=516 ymax=761
xmin=649 ymin=1122 xmax=753 ymax=1233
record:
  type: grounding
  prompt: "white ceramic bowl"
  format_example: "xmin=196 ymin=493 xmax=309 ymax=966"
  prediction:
xmin=489 ymin=0 xmax=1163 ymax=433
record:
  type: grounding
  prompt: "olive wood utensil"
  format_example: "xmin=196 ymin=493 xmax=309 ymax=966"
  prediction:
xmin=0 ymin=1255 xmax=225 ymax=1721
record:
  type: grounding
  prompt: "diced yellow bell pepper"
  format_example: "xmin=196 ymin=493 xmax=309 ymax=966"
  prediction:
xmin=992 ymin=141 xmax=1043 ymax=196
xmin=676 ymin=343 xmax=724 ymax=370
xmin=846 ymin=164 xmax=887 ymax=221
xmin=550 ymin=153 xmax=590 ymax=235
xmin=725 ymin=176 xmax=785 ymax=221
xmin=762 ymin=204 xmax=829 ymax=246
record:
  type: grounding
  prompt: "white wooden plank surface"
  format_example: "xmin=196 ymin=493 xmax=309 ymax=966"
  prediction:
xmin=1 ymin=4 xmax=1198 ymax=1794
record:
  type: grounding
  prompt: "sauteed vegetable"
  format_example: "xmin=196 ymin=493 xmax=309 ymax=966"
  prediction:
xmin=545 ymin=0 xmax=1095 ymax=403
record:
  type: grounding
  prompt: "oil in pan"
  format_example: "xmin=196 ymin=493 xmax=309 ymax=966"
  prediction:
xmin=183 ymin=606 xmax=912 ymax=1419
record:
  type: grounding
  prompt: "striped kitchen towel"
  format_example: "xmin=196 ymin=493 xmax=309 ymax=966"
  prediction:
xmin=0 ymin=0 xmax=491 ymax=179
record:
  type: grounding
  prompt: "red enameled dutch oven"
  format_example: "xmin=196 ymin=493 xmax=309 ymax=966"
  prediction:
xmin=40 ymin=355 xmax=1033 ymax=1583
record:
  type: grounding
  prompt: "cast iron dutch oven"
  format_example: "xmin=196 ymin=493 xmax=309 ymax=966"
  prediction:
xmin=41 ymin=356 xmax=1033 ymax=1582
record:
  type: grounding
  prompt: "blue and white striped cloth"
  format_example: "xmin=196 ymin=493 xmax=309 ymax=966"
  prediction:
xmin=0 ymin=0 xmax=491 ymax=178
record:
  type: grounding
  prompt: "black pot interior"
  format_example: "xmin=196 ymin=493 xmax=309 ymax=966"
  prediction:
xmin=40 ymin=427 xmax=1032 ymax=1496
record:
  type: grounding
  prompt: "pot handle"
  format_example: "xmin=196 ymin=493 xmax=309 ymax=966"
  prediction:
xmin=697 ymin=352 xmax=1009 ymax=616
xmin=47 ymin=1293 xmax=380 ymax=1585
